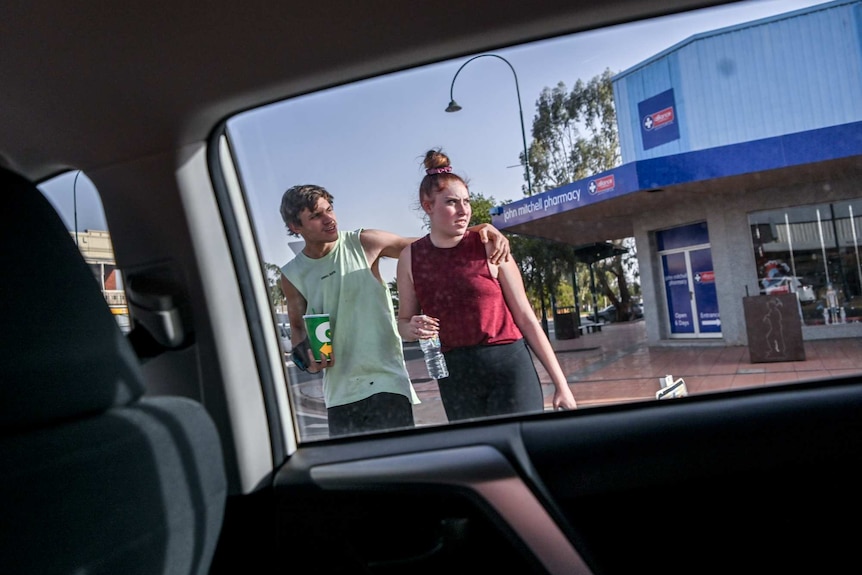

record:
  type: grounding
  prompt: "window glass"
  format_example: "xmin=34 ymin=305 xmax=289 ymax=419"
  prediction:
xmin=749 ymin=199 xmax=862 ymax=325
xmin=225 ymin=0 xmax=861 ymax=442
xmin=39 ymin=171 xmax=131 ymax=333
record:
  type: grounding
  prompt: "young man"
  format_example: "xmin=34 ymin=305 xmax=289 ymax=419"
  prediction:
xmin=279 ymin=184 xmax=509 ymax=437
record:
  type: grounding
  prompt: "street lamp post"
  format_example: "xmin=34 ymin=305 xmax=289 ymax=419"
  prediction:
xmin=72 ymin=170 xmax=81 ymax=248
xmin=445 ymin=53 xmax=533 ymax=196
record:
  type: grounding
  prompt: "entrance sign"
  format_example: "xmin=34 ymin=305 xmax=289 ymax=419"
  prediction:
xmin=691 ymin=249 xmax=721 ymax=334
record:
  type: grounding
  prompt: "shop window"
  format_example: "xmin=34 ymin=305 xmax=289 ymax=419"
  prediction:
xmin=749 ymin=200 xmax=862 ymax=326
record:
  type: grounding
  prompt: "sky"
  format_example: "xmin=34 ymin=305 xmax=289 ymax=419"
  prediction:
xmin=41 ymin=0 xmax=829 ymax=284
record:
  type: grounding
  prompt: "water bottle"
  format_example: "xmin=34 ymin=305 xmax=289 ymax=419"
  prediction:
xmin=419 ymin=334 xmax=449 ymax=379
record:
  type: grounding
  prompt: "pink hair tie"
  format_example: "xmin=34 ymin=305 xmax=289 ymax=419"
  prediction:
xmin=426 ymin=166 xmax=453 ymax=175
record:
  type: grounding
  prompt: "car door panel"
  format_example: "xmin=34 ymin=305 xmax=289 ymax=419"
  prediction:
xmin=244 ymin=374 xmax=862 ymax=574
xmin=521 ymin=376 xmax=862 ymax=574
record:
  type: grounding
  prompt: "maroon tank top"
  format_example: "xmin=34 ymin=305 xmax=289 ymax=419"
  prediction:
xmin=410 ymin=231 xmax=522 ymax=352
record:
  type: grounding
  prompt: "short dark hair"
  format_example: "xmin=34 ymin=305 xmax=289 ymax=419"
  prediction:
xmin=279 ymin=184 xmax=334 ymax=237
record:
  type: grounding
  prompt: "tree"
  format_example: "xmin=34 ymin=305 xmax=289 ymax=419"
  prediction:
xmin=590 ymin=239 xmax=639 ymax=320
xmin=467 ymin=192 xmax=496 ymax=227
xmin=523 ymin=68 xmax=639 ymax=321
xmin=264 ymin=262 xmax=286 ymax=311
xmin=510 ymin=233 xmax=575 ymax=333
xmin=530 ymin=69 xmax=620 ymax=191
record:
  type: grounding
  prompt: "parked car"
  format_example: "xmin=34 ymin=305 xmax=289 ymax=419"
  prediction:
xmin=5 ymin=1 xmax=860 ymax=574
xmin=275 ymin=313 xmax=292 ymax=349
xmin=596 ymin=304 xmax=618 ymax=323
xmin=278 ymin=324 xmax=292 ymax=353
xmin=596 ymin=302 xmax=643 ymax=323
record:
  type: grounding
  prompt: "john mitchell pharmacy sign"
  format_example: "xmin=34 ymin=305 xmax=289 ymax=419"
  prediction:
xmin=492 ymin=163 xmax=640 ymax=229
xmin=491 ymin=121 xmax=862 ymax=232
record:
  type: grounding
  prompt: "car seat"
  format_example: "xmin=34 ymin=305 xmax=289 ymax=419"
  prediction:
xmin=0 ymin=167 xmax=227 ymax=574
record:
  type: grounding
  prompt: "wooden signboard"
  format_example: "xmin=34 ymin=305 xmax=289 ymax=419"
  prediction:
xmin=743 ymin=293 xmax=805 ymax=363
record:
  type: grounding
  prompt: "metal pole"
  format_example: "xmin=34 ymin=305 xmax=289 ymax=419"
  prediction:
xmin=572 ymin=256 xmax=581 ymax=335
xmin=72 ymin=170 xmax=81 ymax=248
xmin=589 ymin=263 xmax=599 ymax=324
xmin=447 ymin=54 xmax=533 ymax=195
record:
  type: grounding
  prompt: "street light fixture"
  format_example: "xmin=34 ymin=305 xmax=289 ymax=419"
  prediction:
xmin=445 ymin=53 xmax=533 ymax=196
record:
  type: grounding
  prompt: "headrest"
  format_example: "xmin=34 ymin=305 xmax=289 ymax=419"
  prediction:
xmin=0 ymin=168 xmax=144 ymax=429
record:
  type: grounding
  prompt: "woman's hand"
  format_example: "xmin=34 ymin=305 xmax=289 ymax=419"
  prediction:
xmin=408 ymin=314 xmax=440 ymax=340
xmin=553 ymin=385 xmax=578 ymax=411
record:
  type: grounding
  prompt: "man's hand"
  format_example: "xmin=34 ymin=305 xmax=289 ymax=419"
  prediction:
xmin=471 ymin=223 xmax=511 ymax=264
xmin=306 ymin=347 xmax=334 ymax=373
xmin=291 ymin=338 xmax=334 ymax=372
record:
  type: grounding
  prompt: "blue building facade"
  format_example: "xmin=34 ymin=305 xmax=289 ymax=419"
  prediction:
xmin=614 ymin=0 xmax=862 ymax=162
xmin=493 ymin=0 xmax=862 ymax=346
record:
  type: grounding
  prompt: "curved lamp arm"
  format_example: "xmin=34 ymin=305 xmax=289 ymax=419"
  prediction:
xmin=446 ymin=54 xmax=533 ymax=196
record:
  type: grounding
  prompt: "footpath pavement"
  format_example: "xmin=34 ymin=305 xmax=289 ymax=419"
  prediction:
xmin=407 ymin=319 xmax=862 ymax=426
xmin=290 ymin=319 xmax=862 ymax=431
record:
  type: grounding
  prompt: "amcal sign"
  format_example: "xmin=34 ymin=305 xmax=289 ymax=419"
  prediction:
xmin=638 ymin=88 xmax=680 ymax=150
xmin=644 ymin=107 xmax=674 ymax=130
xmin=695 ymin=270 xmax=715 ymax=283
xmin=588 ymin=174 xmax=615 ymax=195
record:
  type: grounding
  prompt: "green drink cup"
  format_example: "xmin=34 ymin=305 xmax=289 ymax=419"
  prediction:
xmin=303 ymin=313 xmax=332 ymax=361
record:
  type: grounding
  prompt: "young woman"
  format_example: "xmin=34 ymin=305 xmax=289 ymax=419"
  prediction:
xmin=397 ymin=149 xmax=577 ymax=422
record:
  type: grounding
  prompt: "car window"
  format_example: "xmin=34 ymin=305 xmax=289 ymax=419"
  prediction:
xmin=225 ymin=0 xmax=862 ymax=442
xmin=39 ymin=171 xmax=132 ymax=333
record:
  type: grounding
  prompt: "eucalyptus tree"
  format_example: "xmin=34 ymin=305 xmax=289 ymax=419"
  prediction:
xmin=523 ymin=68 xmax=639 ymax=321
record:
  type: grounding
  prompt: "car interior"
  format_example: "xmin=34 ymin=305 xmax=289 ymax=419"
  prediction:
xmin=3 ymin=1 xmax=861 ymax=574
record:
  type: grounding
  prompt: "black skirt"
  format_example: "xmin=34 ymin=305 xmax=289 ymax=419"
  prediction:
xmin=437 ymin=338 xmax=544 ymax=422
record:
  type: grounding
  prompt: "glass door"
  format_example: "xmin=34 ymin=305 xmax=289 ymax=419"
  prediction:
xmin=658 ymin=223 xmax=722 ymax=339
